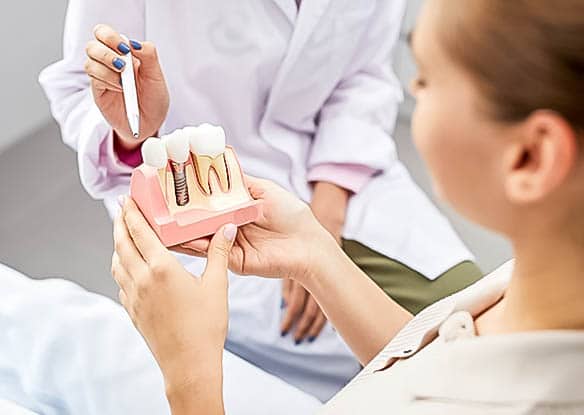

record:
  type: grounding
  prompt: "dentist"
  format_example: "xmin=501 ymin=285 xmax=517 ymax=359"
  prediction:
xmin=40 ymin=0 xmax=480 ymax=401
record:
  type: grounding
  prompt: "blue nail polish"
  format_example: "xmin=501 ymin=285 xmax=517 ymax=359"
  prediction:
xmin=280 ymin=299 xmax=286 ymax=309
xmin=130 ymin=40 xmax=142 ymax=50
xmin=113 ymin=58 xmax=125 ymax=70
xmin=117 ymin=42 xmax=131 ymax=55
xmin=308 ymin=336 xmax=316 ymax=343
xmin=281 ymin=331 xmax=288 ymax=337
xmin=295 ymin=339 xmax=303 ymax=345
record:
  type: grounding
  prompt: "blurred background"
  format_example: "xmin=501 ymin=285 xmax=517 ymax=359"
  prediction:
xmin=0 ymin=0 xmax=511 ymax=301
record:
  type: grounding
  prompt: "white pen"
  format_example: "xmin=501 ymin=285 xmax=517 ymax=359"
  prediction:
xmin=120 ymin=34 xmax=140 ymax=139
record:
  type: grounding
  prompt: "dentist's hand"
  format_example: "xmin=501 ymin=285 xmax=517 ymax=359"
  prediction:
xmin=112 ymin=197 xmax=234 ymax=414
xmin=175 ymin=176 xmax=335 ymax=283
xmin=85 ymin=24 xmax=169 ymax=147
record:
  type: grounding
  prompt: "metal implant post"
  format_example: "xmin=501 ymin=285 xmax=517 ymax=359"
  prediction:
xmin=164 ymin=130 xmax=191 ymax=207
xmin=170 ymin=161 xmax=189 ymax=206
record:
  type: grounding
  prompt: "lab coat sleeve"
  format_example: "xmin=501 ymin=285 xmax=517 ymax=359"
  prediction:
xmin=39 ymin=0 xmax=145 ymax=200
xmin=307 ymin=0 xmax=407 ymax=186
xmin=306 ymin=163 xmax=377 ymax=194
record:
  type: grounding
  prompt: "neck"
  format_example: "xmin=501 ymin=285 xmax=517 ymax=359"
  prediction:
xmin=495 ymin=230 xmax=584 ymax=333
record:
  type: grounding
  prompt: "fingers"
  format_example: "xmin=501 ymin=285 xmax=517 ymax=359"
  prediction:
xmin=307 ymin=312 xmax=328 ymax=342
xmin=113 ymin=210 xmax=148 ymax=276
xmin=85 ymin=58 xmax=124 ymax=91
xmin=122 ymin=197 xmax=167 ymax=262
xmin=293 ymin=297 xmax=322 ymax=343
xmin=86 ymin=39 xmax=127 ymax=73
xmin=111 ymin=252 xmax=133 ymax=294
xmin=128 ymin=40 xmax=160 ymax=69
xmin=202 ymin=224 xmax=237 ymax=286
xmin=244 ymin=175 xmax=270 ymax=200
xmin=181 ymin=238 xmax=211 ymax=253
xmin=168 ymin=245 xmax=206 ymax=258
xmin=86 ymin=25 xmax=131 ymax=91
xmin=93 ymin=24 xmax=131 ymax=57
xmin=280 ymin=281 xmax=308 ymax=337
xmin=89 ymin=75 xmax=122 ymax=93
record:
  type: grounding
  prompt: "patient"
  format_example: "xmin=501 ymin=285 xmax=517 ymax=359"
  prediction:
xmin=112 ymin=0 xmax=584 ymax=413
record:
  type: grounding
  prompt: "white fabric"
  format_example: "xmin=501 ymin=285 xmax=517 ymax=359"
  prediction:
xmin=0 ymin=400 xmax=38 ymax=415
xmin=0 ymin=264 xmax=321 ymax=415
xmin=320 ymin=260 xmax=584 ymax=414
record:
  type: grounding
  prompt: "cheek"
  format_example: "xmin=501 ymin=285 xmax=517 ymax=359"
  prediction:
xmin=411 ymin=99 xmax=459 ymax=197
xmin=411 ymin=98 xmax=486 ymax=209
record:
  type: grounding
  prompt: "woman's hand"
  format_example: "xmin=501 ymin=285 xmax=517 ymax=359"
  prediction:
xmin=85 ymin=24 xmax=169 ymax=148
xmin=112 ymin=197 xmax=235 ymax=414
xmin=175 ymin=176 xmax=336 ymax=283
xmin=280 ymin=182 xmax=350 ymax=343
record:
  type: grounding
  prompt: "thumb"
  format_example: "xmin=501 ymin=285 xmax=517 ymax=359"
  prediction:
xmin=203 ymin=224 xmax=237 ymax=283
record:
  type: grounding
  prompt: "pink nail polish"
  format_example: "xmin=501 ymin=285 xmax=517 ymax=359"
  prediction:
xmin=223 ymin=224 xmax=237 ymax=241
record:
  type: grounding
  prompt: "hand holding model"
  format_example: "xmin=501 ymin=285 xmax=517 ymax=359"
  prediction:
xmin=178 ymin=176 xmax=336 ymax=282
xmin=112 ymin=197 xmax=237 ymax=414
xmin=84 ymin=24 xmax=169 ymax=146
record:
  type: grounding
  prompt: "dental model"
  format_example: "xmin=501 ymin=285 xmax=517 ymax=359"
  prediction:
xmin=141 ymin=137 xmax=168 ymax=194
xmin=129 ymin=124 xmax=262 ymax=247
xmin=185 ymin=123 xmax=229 ymax=194
xmin=164 ymin=130 xmax=191 ymax=206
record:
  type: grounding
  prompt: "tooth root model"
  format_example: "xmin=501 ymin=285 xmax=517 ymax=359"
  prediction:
xmin=141 ymin=137 xmax=168 ymax=195
xmin=164 ymin=130 xmax=191 ymax=206
xmin=185 ymin=124 xmax=230 ymax=195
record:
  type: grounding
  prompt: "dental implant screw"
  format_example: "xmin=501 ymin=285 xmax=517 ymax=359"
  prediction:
xmin=170 ymin=161 xmax=189 ymax=206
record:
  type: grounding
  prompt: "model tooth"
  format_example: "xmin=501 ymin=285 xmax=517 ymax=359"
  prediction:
xmin=194 ymin=156 xmax=213 ymax=194
xmin=183 ymin=124 xmax=230 ymax=194
xmin=187 ymin=123 xmax=226 ymax=158
xmin=163 ymin=130 xmax=190 ymax=163
xmin=141 ymin=137 xmax=168 ymax=169
xmin=211 ymin=155 xmax=230 ymax=192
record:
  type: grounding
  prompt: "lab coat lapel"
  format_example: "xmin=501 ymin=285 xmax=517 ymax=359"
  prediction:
xmin=267 ymin=0 xmax=333 ymax=110
xmin=270 ymin=0 xmax=297 ymax=24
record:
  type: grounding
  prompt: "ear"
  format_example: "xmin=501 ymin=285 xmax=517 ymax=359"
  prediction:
xmin=504 ymin=111 xmax=578 ymax=204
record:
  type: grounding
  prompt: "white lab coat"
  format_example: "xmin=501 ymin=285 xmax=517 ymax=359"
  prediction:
xmin=39 ymin=0 xmax=474 ymax=401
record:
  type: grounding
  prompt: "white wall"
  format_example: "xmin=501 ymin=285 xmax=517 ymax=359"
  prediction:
xmin=0 ymin=0 xmax=68 ymax=153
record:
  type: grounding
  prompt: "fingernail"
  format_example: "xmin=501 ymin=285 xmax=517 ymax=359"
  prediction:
xmin=308 ymin=336 xmax=316 ymax=343
xmin=223 ymin=223 xmax=237 ymax=242
xmin=113 ymin=58 xmax=125 ymax=70
xmin=130 ymin=40 xmax=142 ymax=50
xmin=117 ymin=42 xmax=131 ymax=55
xmin=295 ymin=339 xmax=303 ymax=345
xmin=280 ymin=299 xmax=286 ymax=309
xmin=281 ymin=331 xmax=288 ymax=337
xmin=117 ymin=195 xmax=125 ymax=206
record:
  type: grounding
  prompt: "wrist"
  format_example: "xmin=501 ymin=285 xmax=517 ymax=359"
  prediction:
xmin=291 ymin=227 xmax=341 ymax=286
xmin=165 ymin=358 xmax=224 ymax=415
xmin=113 ymin=129 xmax=143 ymax=152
